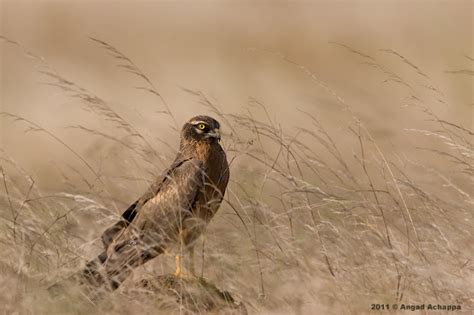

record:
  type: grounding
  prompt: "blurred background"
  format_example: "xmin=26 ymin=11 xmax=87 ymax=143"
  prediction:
xmin=1 ymin=1 xmax=472 ymax=314
xmin=2 ymin=1 xmax=471 ymax=188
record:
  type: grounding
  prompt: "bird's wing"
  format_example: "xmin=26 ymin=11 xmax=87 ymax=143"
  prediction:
xmin=130 ymin=158 xmax=205 ymax=235
xmin=81 ymin=159 xmax=206 ymax=289
xmin=100 ymin=158 xmax=204 ymax=251
xmin=102 ymin=159 xmax=205 ymax=280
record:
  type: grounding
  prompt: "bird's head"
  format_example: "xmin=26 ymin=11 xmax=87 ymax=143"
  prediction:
xmin=181 ymin=115 xmax=221 ymax=144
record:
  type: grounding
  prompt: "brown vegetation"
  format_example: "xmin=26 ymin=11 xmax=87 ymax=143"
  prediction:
xmin=0 ymin=13 xmax=472 ymax=314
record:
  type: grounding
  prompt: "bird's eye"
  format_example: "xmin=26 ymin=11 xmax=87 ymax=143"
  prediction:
xmin=197 ymin=123 xmax=206 ymax=130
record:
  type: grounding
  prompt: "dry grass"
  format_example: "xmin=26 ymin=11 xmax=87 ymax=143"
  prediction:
xmin=0 ymin=36 xmax=472 ymax=314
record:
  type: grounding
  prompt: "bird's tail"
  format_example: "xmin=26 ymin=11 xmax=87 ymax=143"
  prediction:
xmin=46 ymin=251 xmax=109 ymax=300
xmin=80 ymin=251 xmax=109 ymax=288
xmin=77 ymin=237 xmax=164 ymax=294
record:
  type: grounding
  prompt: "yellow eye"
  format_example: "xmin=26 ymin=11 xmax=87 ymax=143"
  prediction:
xmin=197 ymin=123 xmax=206 ymax=130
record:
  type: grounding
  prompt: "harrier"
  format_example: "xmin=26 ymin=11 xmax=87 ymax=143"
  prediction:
xmin=80 ymin=115 xmax=229 ymax=291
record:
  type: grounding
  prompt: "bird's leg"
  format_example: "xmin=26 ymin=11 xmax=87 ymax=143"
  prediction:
xmin=188 ymin=245 xmax=196 ymax=276
xmin=174 ymin=254 xmax=182 ymax=278
xmin=173 ymin=249 xmax=197 ymax=278
xmin=174 ymin=229 xmax=185 ymax=278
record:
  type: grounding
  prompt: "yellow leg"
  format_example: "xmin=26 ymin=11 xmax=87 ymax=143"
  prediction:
xmin=174 ymin=255 xmax=182 ymax=277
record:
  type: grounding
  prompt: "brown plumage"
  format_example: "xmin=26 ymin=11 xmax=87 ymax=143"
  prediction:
xmin=81 ymin=115 xmax=229 ymax=291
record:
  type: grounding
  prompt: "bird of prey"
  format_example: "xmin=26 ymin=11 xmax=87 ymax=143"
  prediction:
xmin=80 ymin=115 xmax=229 ymax=291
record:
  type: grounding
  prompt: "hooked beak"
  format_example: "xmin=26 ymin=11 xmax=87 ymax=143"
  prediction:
xmin=207 ymin=128 xmax=221 ymax=141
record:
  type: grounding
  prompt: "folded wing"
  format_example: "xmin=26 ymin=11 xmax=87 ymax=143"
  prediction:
xmin=82 ymin=159 xmax=205 ymax=290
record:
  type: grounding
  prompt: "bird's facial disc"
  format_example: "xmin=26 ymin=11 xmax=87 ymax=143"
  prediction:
xmin=191 ymin=121 xmax=221 ymax=141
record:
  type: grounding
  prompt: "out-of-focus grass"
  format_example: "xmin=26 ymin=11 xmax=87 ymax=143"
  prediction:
xmin=0 ymin=37 xmax=472 ymax=314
